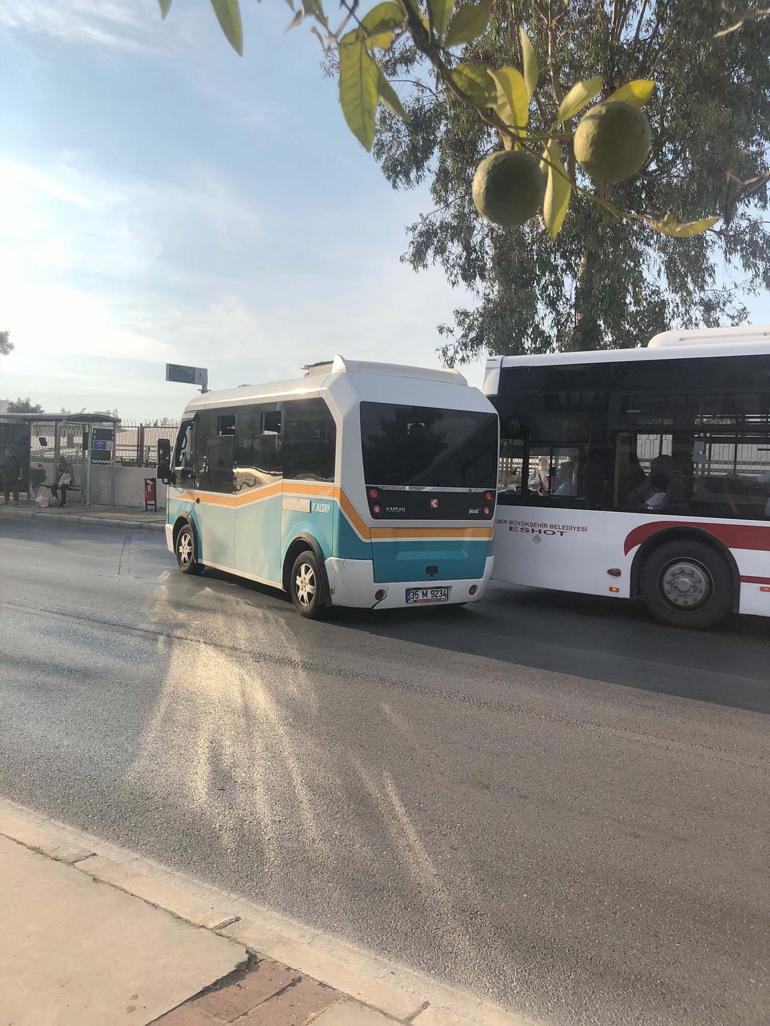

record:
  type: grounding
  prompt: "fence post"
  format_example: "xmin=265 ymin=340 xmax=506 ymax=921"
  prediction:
xmin=137 ymin=424 xmax=145 ymax=467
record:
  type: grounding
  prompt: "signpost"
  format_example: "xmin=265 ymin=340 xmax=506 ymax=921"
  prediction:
xmin=165 ymin=364 xmax=208 ymax=392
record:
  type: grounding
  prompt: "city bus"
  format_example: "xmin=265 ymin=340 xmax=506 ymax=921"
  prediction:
xmin=159 ymin=357 xmax=498 ymax=617
xmin=483 ymin=326 xmax=770 ymax=629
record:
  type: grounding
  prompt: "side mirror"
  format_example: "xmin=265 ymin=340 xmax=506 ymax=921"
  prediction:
xmin=157 ymin=438 xmax=173 ymax=485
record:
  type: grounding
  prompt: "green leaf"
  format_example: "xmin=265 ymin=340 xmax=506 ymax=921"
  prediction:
xmin=445 ymin=1 xmax=490 ymax=48
xmin=378 ymin=70 xmax=409 ymax=122
xmin=303 ymin=0 xmax=326 ymax=18
xmin=158 ymin=0 xmax=172 ymax=18
xmin=519 ymin=27 xmax=538 ymax=99
xmin=338 ymin=35 xmax=380 ymax=151
xmin=648 ymin=213 xmax=719 ymax=237
xmin=542 ymin=139 xmax=571 ymax=239
xmin=557 ymin=76 xmax=603 ymax=122
xmin=428 ymin=0 xmax=454 ymax=39
xmin=489 ymin=66 xmax=529 ymax=130
xmin=210 ymin=0 xmax=243 ymax=55
xmin=605 ymin=79 xmax=656 ymax=108
xmin=450 ymin=62 xmax=497 ymax=107
xmin=361 ymin=2 xmax=404 ymax=50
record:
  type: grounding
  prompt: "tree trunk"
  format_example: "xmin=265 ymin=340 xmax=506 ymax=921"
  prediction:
xmin=565 ymin=242 xmax=601 ymax=352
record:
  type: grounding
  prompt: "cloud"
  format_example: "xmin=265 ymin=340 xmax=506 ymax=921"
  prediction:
xmin=0 ymin=0 xmax=161 ymax=53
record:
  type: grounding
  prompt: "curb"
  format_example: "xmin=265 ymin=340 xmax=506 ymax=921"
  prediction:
xmin=0 ymin=796 xmax=538 ymax=1026
xmin=0 ymin=508 xmax=165 ymax=532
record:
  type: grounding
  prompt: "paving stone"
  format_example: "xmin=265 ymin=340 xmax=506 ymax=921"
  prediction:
xmin=238 ymin=977 xmax=338 ymax=1025
xmin=195 ymin=959 xmax=298 ymax=1021
xmin=152 ymin=1005 xmax=219 ymax=1025
xmin=311 ymin=1000 xmax=401 ymax=1024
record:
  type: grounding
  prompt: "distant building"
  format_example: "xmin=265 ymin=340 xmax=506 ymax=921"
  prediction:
xmin=0 ymin=400 xmax=9 ymax=414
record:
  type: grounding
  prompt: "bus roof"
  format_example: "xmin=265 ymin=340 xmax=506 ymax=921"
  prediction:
xmin=485 ymin=327 xmax=770 ymax=373
xmin=182 ymin=355 xmax=470 ymax=414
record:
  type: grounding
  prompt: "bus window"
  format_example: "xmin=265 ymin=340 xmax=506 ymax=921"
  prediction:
xmin=173 ymin=419 xmax=194 ymax=483
xmin=233 ymin=405 xmax=282 ymax=491
xmin=498 ymin=437 xmax=524 ymax=496
xmin=527 ymin=446 xmax=584 ymax=499
xmin=196 ymin=410 xmax=235 ymax=493
xmin=360 ymin=402 xmax=497 ymax=488
xmin=283 ymin=399 xmax=336 ymax=482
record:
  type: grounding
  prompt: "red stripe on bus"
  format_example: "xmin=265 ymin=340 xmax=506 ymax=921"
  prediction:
xmin=740 ymin=575 xmax=770 ymax=585
xmin=623 ymin=521 xmax=770 ymax=557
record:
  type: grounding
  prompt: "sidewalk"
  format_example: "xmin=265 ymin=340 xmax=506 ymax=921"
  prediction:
xmin=0 ymin=499 xmax=165 ymax=531
xmin=0 ymin=798 xmax=536 ymax=1026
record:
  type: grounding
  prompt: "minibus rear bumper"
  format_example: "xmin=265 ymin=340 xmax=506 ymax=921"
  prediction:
xmin=324 ymin=556 xmax=494 ymax=609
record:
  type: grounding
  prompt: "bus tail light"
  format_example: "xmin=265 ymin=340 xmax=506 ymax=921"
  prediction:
xmin=482 ymin=506 xmax=491 ymax=517
xmin=607 ymin=568 xmax=622 ymax=577
xmin=369 ymin=487 xmax=379 ymax=499
xmin=372 ymin=504 xmax=383 ymax=516
xmin=375 ymin=589 xmax=387 ymax=602
xmin=469 ymin=585 xmax=478 ymax=595
xmin=484 ymin=491 xmax=494 ymax=503
xmin=761 ymin=586 xmax=770 ymax=593
xmin=609 ymin=586 xmax=620 ymax=593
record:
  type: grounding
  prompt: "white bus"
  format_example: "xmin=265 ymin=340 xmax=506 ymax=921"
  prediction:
xmin=160 ymin=356 xmax=499 ymax=617
xmin=484 ymin=326 xmax=770 ymax=629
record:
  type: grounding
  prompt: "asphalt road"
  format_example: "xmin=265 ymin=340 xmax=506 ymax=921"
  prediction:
xmin=0 ymin=517 xmax=768 ymax=1026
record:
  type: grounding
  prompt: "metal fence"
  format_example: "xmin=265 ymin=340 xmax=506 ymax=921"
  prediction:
xmin=114 ymin=422 xmax=179 ymax=467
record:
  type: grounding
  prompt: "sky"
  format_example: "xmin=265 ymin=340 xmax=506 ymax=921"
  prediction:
xmin=0 ymin=0 xmax=479 ymax=419
xmin=0 ymin=2 xmax=767 ymax=420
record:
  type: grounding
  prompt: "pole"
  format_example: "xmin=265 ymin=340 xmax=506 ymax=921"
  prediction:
xmin=84 ymin=425 xmax=92 ymax=509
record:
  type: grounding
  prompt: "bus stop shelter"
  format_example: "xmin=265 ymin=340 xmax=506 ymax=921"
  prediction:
xmin=0 ymin=413 xmax=119 ymax=508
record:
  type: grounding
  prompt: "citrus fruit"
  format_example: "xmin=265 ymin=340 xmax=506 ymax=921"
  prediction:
xmin=574 ymin=100 xmax=652 ymax=183
xmin=472 ymin=150 xmax=545 ymax=227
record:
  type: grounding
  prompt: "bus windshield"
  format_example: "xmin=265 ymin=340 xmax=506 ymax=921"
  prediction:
xmin=360 ymin=401 xmax=498 ymax=488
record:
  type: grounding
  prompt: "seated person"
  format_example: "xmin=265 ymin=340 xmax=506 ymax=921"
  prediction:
xmin=554 ymin=461 xmax=577 ymax=496
xmin=641 ymin=472 xmax=669 ymax=511
xmin=529 ymin=456 xmax=552 ymax=496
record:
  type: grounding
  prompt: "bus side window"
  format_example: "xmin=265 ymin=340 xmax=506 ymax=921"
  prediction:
xmin=195 ymin=410 xmax=236 ymax=493
xmin=527 ymin=445 xmax=585 ymax=500
xmin=233 ymin=405 xmax=282 ymax=491
xmin=498 ymin=437 xmax=524 ymax=498
xmin=283 ymin=399 xmax=336 ymax=482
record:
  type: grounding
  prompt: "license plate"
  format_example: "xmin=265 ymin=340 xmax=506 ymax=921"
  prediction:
xmin=405 ymin=586 xmax=451 ymax=604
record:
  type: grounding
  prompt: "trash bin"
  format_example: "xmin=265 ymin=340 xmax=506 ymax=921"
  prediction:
xmin=144 ymin=477 xmax=157 ymax=512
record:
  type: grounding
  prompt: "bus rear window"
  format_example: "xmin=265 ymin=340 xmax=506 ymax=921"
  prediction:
xmin=360 ymin=402 xmax=498 ymax=488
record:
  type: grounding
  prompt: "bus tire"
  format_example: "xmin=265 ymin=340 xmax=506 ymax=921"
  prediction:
xmin=290 ymin=550 xmax=326 ymax=619
xmin=640 ymin=539 xmax=733 ymax=630
xmin=175 ymin=522 xmax=204 ymax=575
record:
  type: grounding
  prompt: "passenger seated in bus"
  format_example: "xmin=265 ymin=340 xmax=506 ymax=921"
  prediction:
xmin=529 ymin=456 xmax=552 ymax=495
xmin=641 ymin=472 xmax=670 ymax=511
xmin=627 ymin=454 xmax=673 ymax=509
xmin=757 ymin=469 xmax=770 ymax=517
xmin=554 ymin=461 xmax=577 ymax=496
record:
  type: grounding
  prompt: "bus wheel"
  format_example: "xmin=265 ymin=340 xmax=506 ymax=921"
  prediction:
xmin=640 ymin=539 xmax=732 ymax=630
xmin=175 ymin=523 xmax=204 ymax=575
xmin=290 ymin=550 xmax=325 ymax=619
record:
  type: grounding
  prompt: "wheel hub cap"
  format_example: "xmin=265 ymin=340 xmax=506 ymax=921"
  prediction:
xmin=178 ymin=534 xmax=192 ymax=566
xmin=660 ymin=560 xmax=711 ymax=610
xmin=295 ymin=563 xmax=316 ymax=606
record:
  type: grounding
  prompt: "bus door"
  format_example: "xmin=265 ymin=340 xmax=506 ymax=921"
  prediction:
xmin=194 ymin=410 xmax=236 ymax=569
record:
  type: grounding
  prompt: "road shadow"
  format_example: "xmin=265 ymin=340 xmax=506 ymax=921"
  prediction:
xmin=187 ymin=564 xmax=770 ymax=715
xmin=324 ymin=585 xmax=770 ymax=715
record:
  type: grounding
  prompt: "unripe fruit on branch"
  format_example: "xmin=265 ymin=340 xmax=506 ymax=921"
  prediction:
xmin=574 ymin=101 xmax=652 ymax=183
xmin=472 ymin=151 xmax=546 ymax=227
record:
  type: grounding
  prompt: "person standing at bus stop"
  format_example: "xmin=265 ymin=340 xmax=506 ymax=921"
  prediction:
xmin=51 ymin=455 xmax=73 ymax=506
xmin=1 ymin=450 xmax=21 ymax=504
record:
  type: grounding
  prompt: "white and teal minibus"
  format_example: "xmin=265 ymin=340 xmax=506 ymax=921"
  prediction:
xmin=160 ymin=357 xmax=499 ymax=617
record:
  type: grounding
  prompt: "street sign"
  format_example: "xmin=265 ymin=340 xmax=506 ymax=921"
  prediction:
xmin=165 ymin=364 xmax=208 ymax=391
